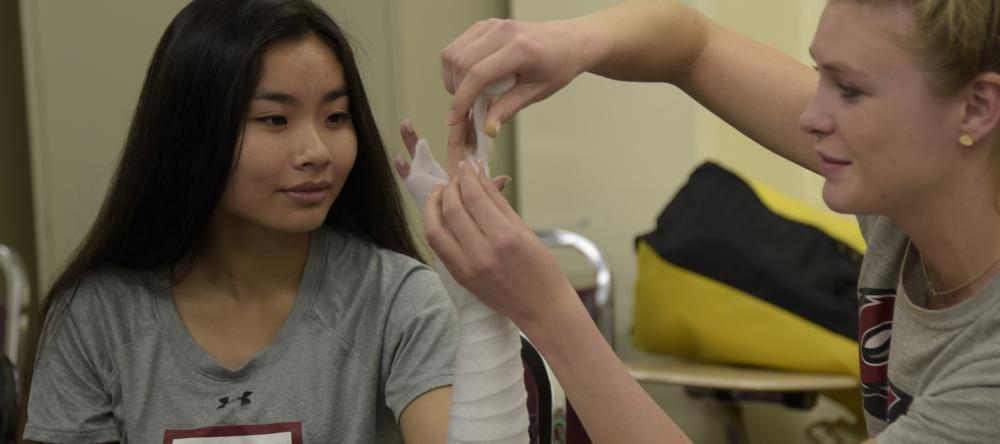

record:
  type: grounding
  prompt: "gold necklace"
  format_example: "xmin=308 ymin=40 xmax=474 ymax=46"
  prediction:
xmin=919 ymin=253 xmax=1000 ymax=298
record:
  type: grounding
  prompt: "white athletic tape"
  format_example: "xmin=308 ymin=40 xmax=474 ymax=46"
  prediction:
xmin=402 ymin=75 xmax=529 ymax=444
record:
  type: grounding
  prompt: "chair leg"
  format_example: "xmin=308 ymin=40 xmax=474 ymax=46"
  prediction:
xmin=719 ymin=403 xmax=749 ymax=444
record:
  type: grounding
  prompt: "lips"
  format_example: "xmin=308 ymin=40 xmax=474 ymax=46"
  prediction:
xmin=282 ymin=181 xmax=331 ymax=205
xmin=817 ymin=151 xmax=851 ymax=178
xmin=817 ymin=152 xmax=851 ymax=165
xmin=284 ymin=181 xmax=331 ymax=192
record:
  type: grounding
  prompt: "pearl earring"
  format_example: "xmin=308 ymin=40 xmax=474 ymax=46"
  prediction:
xmin=960 ymin=134 xmax=975 ymax=146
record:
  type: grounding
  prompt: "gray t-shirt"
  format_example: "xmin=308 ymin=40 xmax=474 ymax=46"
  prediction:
xmin=857 ymin=215 xmax=1000 ymax=442
xmin=25 ymin=226 xmax=459 ymax=443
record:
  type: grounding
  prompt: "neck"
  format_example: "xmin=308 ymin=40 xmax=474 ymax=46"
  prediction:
xmin=176 ymin=214 xmax=312 ymax=303
xmin=892 ymin=170 xmax=1000 ymax=306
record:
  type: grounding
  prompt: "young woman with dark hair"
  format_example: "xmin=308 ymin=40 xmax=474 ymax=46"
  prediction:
xmin=24 ymin=0 xmax=455 ymax=442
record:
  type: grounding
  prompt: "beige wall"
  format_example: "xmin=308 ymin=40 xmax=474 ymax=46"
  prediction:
xmin=19 ymin=0 xmax=191 ymax=291
xmin=18 ymin=0 xmax=510 ymax=290
xmin=0 ymin=1 xmax=36 ymax=301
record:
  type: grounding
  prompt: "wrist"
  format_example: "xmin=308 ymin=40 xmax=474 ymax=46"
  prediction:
xmin=558 ymin=15 xmax=614 ymax=77
xmin=516 ymin=282 xmax=596 ymax=353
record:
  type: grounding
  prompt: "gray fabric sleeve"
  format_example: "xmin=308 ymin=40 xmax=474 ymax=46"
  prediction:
xmin=380 ymin=266 xmax=459 ymax=422
xmin=877 ymin=372 xmax=1000 ymax=443
xmin=24 ymin=282 xmax=120 ymax=443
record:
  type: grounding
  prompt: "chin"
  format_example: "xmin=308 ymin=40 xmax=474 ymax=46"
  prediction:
xmin=257 ymin=212 xmax=327 ymax=235
xmin=821 ymin=183 xmax=860 ymax=215
xmin=281 ymin=203 xmax=333 ymax=232
xmin=282 ymin=218 xmax=327 ymax=234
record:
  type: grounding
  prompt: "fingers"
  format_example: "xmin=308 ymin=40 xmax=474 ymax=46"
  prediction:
xmin=483 ymin=84 xmax=542 ymax=137
xmin=491 ymin=175 xmax=511 ymax=192
xmin=474 ymin=161 xmax=520 ymax=221
xmin=446 ymin=115 xmax=474 ymax=176
xmin=400 ymin=118 xmax=419 ymax=158
xmin=394 ymin=155 xmax=411 ymax=179
xmin=440 ymin=174 xmax=492 ymax=269
xmin=424 ymin=162 xmax=513 ymax=272
xmin=395 ymin=118 xmax=421 ymax=179
xmin=448 ymin=45 xmax=522 ymax=126
xmin=441 ymin=20 xmax=492 ymax=95
xmin=443 ymin=27 xmax=508 ymax=105
xmin=422 ymin=185 xmax=467 ymax=273
xmin=457 ymin=161 xmax=517 ymax=237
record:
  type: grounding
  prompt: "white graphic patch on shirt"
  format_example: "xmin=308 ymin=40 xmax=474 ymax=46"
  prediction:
xmin=162 ymin=422 xmax=302 ymax=444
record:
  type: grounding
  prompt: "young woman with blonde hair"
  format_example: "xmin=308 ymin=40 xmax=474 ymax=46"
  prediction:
xmin=421 ymin=0 xmax=1000 ymax=442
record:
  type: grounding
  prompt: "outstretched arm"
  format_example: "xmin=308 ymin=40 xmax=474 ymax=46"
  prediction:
xmin=442 ymin=0 xmax=821 ymax=173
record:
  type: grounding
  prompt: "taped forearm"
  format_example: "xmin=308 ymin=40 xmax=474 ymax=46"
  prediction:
xmin=402 ymin=78 xmax=529 ymax=443
xmin=437 ymin=265 xmax=529 ymax=443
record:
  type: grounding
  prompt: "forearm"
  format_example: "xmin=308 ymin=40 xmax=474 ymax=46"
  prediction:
xmin=573 ymin=0 xmax=709 ymax=84
xmin=575 ymin=0 xmax=820 ymax=172
xmin=520 ymin=287 xmax=691 ymax=444
xmin=677 ymin=20 xmax=821 ymax=172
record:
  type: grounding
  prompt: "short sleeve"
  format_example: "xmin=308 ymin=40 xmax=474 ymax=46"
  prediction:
xmin=380 ymin=266 xmax=459 ymax=421
xmin=876 ymin=369 xmax=1000 ymax=443
xmin=24 ymin=282 xmax=120 ymax=443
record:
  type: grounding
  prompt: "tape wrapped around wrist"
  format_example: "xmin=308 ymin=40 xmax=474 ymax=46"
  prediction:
xmin=402 ymin=76 xmax=529 ymax=444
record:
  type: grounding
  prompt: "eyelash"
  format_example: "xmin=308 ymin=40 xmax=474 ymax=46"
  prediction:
xmin=254 ymin=112 xmax=351 ymax=126
xmin=257 ymin=115 xmax=288 ymax=126
xmin=326 ymin=112 xmax=350 ymax=124
xmin=812 ymin=65 xmax=863 ymax=101
xmin=837 ymin=83 xmax=861 ymax=100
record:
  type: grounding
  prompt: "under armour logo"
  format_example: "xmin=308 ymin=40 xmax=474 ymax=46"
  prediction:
xmin=218 ymin=391 xmax=253 ymax=409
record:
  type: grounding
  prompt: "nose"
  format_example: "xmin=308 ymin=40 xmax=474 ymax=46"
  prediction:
xmin=294 ymin=123 xmax=332 ymax=170
xmin=798 ymin=91 xmax=835 ymax=140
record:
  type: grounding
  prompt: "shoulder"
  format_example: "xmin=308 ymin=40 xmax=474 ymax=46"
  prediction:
xmin=304 ymin=227 xmax=455 ymax=351
xmin=67 ymin=265 xmax=160 ymax=315
xmin=314 ymin=226 xmax=436 ymax=288
xmin=308 ymin=227 xmax=449 ymax=315
xmin=43 ymin=264 xmax=162 ymax=348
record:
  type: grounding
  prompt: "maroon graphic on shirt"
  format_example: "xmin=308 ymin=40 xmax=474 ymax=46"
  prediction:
xmin=858 ymin=289 xmax=896 ymax=420
xmin=162 ymin=421 xmax=302 ymax=443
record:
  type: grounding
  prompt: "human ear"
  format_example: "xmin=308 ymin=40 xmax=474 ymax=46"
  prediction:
xmin=960 ymin=72 xmax=1000 ymax=144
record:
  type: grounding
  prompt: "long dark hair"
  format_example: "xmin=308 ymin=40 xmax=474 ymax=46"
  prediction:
xmin=37 ymin=0 xmax=419 ymax=339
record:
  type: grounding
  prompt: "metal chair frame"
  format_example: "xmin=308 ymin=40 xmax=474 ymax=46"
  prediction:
xmin=524 ymin=229 xmax=612 ymax=444
xmin=0 ymin=243 xmax=28 ymax=368
xmin=534 ymin=229 xmax=613 ymax=346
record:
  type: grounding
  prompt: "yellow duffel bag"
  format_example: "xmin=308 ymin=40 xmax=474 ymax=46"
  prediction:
xmin=633 ymin=162 xmax=864 ymax=377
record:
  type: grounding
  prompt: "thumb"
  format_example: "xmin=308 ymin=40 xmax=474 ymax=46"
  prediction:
xmin=484 ymin=85 xmax=538 ymax=137
xmin=491 ymin=175 xmax=512 ymax=192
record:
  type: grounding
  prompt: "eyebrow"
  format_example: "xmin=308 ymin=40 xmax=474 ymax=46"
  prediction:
xmin=252 ymin=88 xmax=348 ymax=106
xmin=808 ymin=48 xmax=867 ymax=78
